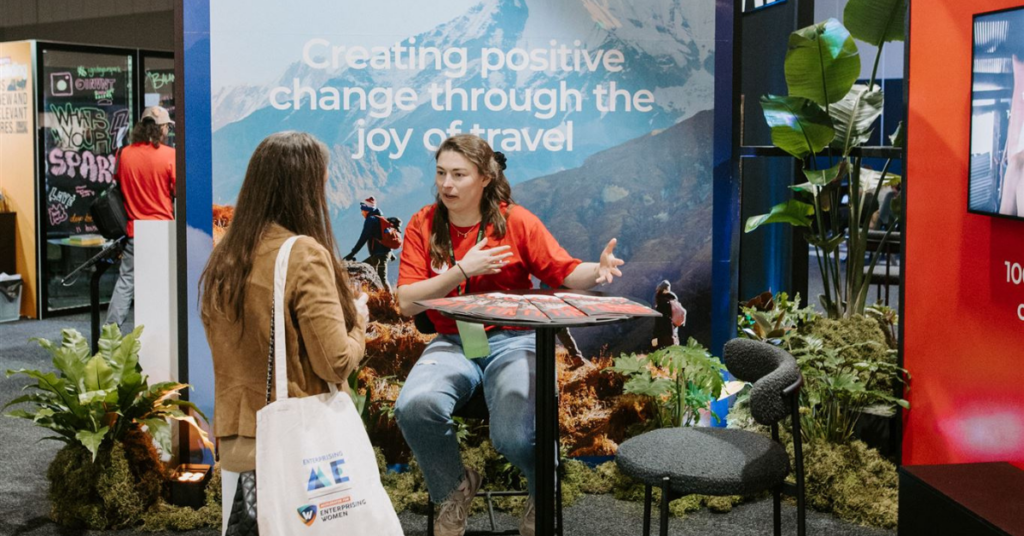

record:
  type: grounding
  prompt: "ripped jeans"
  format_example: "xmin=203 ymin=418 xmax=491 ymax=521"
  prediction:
xmin=394 ymin=330 xmax=538 ymax=502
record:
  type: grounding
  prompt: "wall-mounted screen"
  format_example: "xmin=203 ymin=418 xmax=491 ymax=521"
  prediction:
xmin=969 ymin=6 xmax=1024 ymax=221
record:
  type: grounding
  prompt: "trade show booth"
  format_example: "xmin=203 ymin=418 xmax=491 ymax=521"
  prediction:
xmin=0 ymin=40 xmax=173 ymax=319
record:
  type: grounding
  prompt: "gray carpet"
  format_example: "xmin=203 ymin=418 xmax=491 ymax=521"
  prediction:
xmin=0 ymin=313 xmax=894 ymax=536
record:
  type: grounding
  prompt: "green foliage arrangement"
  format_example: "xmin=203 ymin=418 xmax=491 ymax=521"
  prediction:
xmin=746 ymin=0 xmax=907 ymax=319
xmin=736 ymin=292 xmax=908 ymax=445
xmin=140 ymin=464 xmax=223 ymax=531
xmin=45 ymin=430 xmax=164 ymax=529
xmin=4 ymin=325 xmax=213 ymax=461
xmin=731 ymin=291 xmax=907 ymax=528
xmin=737 ymin=291 xmax=817 ymax=342
xmin=788 ymin=331 xmax=908 ymax=444
xmin=797 ymin=438 xmax=899 ymax=528
xmin=5 ymin=325 xmax=217 ymax=530
xmin=607 ymin=338 xmax=725 ymax=428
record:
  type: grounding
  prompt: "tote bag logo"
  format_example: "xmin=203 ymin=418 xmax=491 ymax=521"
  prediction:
xmin=297 ymin=504 xmax=317 ymax=526
xmin=304 ymin=451 xmax=352 ymax=497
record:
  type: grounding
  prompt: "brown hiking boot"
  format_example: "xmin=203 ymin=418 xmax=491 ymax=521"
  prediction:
xmin=434 ymin=468 xmax=483 ymax=536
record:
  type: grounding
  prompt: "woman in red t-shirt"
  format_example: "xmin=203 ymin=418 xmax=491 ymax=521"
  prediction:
xmin=394 ymin=134 xmax=624 ymax=536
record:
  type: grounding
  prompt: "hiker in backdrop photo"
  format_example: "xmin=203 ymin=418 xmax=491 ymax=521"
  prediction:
xmin=105 ymin=105 xmax=176 ymax=330
xmin=344 ymin=195 xmax=403 ymax=291
xmin=393 ymin=134 xmax=626 ymax=536
xmin=199 ymin=131 xmax=402 ymax=535
xmin=652 ymin=279 xmax=686 ymax=349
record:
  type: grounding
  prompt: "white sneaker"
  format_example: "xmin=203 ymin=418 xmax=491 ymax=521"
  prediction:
xmin=519 ymin=497 xmax=535 ymax=536
xmin=434 ymin=468 xmax=483 ymax=536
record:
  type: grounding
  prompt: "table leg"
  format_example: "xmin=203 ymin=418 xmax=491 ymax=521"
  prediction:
xmin=535 ymin=327 xmax=557 ymax=536
xmin=90 ymin=261 xmax=112 ymax=355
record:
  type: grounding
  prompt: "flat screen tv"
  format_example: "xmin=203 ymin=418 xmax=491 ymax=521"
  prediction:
xmin=969 ymin=6 xmax=1024 ymax=221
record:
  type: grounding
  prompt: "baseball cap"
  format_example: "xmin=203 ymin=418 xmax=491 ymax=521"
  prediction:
xmin=140 ymin=106 xmax=172 ymax=125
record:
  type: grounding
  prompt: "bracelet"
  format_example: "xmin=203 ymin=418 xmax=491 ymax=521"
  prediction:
xmin=456 ymin=262 xmax=469 ymax=280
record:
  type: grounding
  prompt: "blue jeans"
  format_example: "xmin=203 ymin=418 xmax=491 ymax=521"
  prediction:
xmin=395 ymin=330 xmax=538 ymax=502
xmin=105 ymin=238 xmax=134 ymax=329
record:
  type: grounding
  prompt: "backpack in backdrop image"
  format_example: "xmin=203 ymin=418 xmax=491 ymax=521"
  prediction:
xmin=376 ymin=216 xmax=402 ymax=250
xmin=670 ymin=300 xmax=686 ymax=327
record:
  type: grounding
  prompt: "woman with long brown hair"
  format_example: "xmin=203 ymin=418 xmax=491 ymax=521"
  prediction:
xmin=198 ymin=131 xmax=369 ymax=533
xmin=394 ymin=134 xmax=625 ymax=536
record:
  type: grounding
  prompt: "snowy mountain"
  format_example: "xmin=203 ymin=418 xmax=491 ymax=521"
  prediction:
xmin=209 ymin=0 xmax=716 ymax=245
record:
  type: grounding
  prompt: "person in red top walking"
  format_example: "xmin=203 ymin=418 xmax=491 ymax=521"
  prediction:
xmin=105 ymin=106 xmax=176 ymax=329
xmin=394 ymin=134 xmax=625 ymax=536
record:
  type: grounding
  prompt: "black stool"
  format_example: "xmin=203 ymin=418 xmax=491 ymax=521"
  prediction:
xmin=426 ymin=388 xmax=563 ymax=536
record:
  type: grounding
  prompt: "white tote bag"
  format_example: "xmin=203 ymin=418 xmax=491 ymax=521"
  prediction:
xmin=256 ymin=236 xmax=404 ymax=535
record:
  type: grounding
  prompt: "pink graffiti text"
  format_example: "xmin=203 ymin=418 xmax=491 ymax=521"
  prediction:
xmin=48 ymin=147 xmax=117 ymax=184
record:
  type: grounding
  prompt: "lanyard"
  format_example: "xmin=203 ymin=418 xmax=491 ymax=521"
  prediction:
xmin=449 ymin=226 xmax=486 ymax=296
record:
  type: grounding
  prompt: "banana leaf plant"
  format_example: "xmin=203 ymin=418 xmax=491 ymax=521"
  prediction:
xmin=5 ymin=325 xmax=214 ymax=461
xmin=746 ymin=0 xmax=906 ymax=319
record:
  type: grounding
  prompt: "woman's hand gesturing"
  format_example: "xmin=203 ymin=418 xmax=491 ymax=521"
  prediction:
xmin=457 ymin=240 xmax=513 ymax=278
xmin=596 ymin=238 xmax=624 ymax=285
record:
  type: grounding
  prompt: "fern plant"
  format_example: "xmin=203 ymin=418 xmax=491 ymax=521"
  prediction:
xmin=4 ymin=325 xmax=212 ymax=461
xmin=787 ymin=334 xmax=908 ymax=444
xmin=608 ymin=338 xmax=725 ymax=428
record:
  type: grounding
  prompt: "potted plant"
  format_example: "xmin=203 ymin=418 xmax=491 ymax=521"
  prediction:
xmin=4 ymin=325 xmax=213 ymax=529
xmin=745 ymin=0 xmax=906 ymax=319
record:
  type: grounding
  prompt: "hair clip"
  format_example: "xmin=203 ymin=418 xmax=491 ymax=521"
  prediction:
xmin=494 ymin=151 xmax=508 ymax=171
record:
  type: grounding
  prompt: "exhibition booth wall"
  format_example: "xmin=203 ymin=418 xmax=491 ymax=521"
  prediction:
xmin=904 ymin=0 xmax=1024 ymax=467
xmin=180 ymin=0 xmax=737 ymax=452
xmin=0 ymin=41 xmax=36 ymax=319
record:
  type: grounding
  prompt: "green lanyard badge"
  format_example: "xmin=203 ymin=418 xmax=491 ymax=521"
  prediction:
xmin=452 ymin=227 xmax=490 ymax=359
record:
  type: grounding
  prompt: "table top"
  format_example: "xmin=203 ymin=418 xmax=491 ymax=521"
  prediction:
xmin=433 ymin=288 xmax=659 ymax=329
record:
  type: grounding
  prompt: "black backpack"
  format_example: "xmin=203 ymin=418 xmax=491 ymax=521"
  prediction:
xmin=89 ymin=150 xmax=129 ymax=239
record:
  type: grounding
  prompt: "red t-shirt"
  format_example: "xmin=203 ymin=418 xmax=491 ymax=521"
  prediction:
xmin=398 ymin=203 xmax=582 ymax=334
xmin=116 ymin=142 xmax=176 ymax=237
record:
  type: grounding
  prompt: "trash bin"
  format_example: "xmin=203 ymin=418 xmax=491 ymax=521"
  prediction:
xmin=0 ymin=273 xmax=23 ymax=323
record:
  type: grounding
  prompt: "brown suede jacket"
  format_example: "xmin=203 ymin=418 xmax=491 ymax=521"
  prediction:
xmin=201 ymin=223 xmax=367 ymax=471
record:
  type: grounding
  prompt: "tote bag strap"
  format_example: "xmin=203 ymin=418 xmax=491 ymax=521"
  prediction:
xmin=265 ymin=235 xmax=303 ymax=404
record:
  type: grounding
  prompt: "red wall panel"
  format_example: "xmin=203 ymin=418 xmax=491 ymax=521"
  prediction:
xmin=905 ymin=0 xmax=1024 ymax=467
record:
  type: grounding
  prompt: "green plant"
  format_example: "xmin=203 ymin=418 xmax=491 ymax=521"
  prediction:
xmin=737 ymin=291 xmax=817 ymax=342
xmin=607 ymin=338 xmax=725 ymax=428
xmin=746 ymin=0 xmax=906 ymax=319
xmin=791 ymin=438 xmax=899 ymax=528
xmin=4 ymin=325 xmax=212 ymax=460
xmin=786 ymin=332 xmax=908 ymax=444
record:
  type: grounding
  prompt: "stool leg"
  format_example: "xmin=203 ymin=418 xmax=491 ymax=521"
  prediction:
xmin=643 ymin=485 xmax=652 ymax=536
xmin=773 ymin=486 xmax=781 ymax=536
xmin=427 ymin=496 xmax=435 ymax=536
xmin=556 ymin=472 xmax=563 ymax=535
xmin=659 ymin=477 xmax=670 ymax=536
xmin=556 ymin=438 xmax=564 ymax=536
xmin=485 ymin=490 xmax=497 ymax=532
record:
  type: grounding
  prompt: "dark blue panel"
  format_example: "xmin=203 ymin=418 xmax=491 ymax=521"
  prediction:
xmin=711 ymin=0 xmax=739 ymax=426
xmin=183 ymin=0 xmax=215 ymax=464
